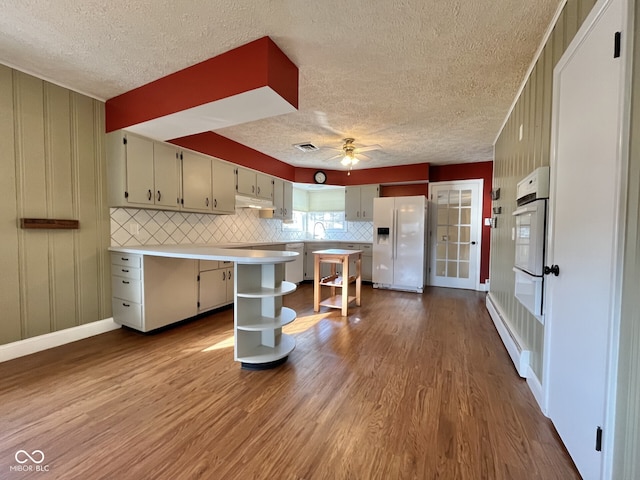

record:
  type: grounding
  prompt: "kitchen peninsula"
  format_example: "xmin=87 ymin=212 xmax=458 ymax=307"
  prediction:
xmin=109 ymin=244 xmax=298 ymax=369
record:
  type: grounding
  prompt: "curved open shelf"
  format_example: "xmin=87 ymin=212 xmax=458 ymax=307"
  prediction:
xmin=237 ymin=281 xmax=297 ymax=298
xmin=236 ymin=334 xmax=296 ymax=364
xmin=237 ymin=307 xmax=296 ymax=331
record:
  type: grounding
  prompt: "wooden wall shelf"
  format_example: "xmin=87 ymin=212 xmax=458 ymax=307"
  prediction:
xmin=20 ymin=218 xmax=79 ymax=230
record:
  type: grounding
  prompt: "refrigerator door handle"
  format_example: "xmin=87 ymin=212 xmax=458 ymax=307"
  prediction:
xmin=393 ymin=209 xmax=398 ymax=260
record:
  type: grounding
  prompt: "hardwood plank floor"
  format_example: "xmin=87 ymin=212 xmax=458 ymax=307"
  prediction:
xmin=0 ymin=285 xmax=579 ymax=480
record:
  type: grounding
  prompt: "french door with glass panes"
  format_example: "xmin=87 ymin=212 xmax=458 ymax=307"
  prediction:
xmin=429 ymin=180 xmax=482 ymax=290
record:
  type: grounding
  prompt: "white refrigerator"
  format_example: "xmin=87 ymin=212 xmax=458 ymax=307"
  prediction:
xmin=372 ymin=195 xmax=427 ymax=293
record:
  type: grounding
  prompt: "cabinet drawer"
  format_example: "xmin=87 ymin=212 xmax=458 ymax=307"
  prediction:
xmin=111 ymin=253 xmax=142 ymax=268
xmin=112 ymin=265 xmax=141 ymax=280
xmin=359 ymin=244 xmax=372 ymax=255
xmin=112 ymin=298 xmax=143 ymax=329
xmin=111 ymin=276 xmax=142 ymax=303
xmin=199 ymin=260 xmax=219 ymax=272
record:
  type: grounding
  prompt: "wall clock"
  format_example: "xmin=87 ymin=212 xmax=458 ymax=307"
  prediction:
xmin=314 ymin=170 xmax=327 ymax=184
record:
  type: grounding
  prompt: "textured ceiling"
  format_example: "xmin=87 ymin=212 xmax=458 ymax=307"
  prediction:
xmin=0 ymin=0 xmax=561 ymax=169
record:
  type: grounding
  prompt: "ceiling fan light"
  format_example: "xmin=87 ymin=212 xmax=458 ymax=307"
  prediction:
xmin=341 ymin=155 xmax=352 ymax=166
xmin=351 ymin=157 xmax=359 ymax=165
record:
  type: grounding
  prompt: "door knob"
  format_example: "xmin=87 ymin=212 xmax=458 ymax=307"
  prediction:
xmin=544 ymin=265 xmax=560 ymax=276
xmin=471 ymin=241 xmax=477 ymax=245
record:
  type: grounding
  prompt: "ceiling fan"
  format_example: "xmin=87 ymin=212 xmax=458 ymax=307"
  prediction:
xmin=326 ymin=138 xmax=382 ymax=174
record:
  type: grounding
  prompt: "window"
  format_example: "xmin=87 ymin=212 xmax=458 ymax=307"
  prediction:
xmin=307 ymin=211 xmax=346 ymax=238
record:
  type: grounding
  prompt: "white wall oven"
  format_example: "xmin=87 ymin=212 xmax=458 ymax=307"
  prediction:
xmin=512 ymin=167 xmax=549 ymax=319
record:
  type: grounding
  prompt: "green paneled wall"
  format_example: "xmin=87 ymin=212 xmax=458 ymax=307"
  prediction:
xmin=0 ymin=65 xmax=111 ymax=345
xmin=490 ymin=0 xmax=597 ymax=379
xmin=614 ymin=1 xmax=640 ymax=477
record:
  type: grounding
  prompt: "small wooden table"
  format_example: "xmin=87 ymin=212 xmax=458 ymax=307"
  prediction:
xmin=313 ymin=249 xmax=362 ymax=316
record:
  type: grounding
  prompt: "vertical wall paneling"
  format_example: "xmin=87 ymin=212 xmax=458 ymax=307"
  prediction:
xmin=0 ymin=65 xmax=21 ymax=344
xmin=14 ymin=72 xmax=51 ymax=338
xmin=490 ymin=0 xmax=596 ymax=381
xmin=74 ymin=92 xmax=102 ymax=324
xmin=46 ymin=83 xmax=77 ymax=331
xmin=0 ymin=65 xmax=110 ymax=346
xmin=614 ymin=1 xmax=640 ymax=477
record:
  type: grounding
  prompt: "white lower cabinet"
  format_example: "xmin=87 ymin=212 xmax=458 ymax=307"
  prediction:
xmin=198 ymin=260 xmax=234 ymax=312
xmin=235 ymin=262 xmax=297 ymax=369
xmin=111 ymin=253 xmax=198 ymax=332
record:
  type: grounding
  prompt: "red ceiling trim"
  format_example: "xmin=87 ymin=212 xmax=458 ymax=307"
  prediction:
xmin=170 ymin=131 xmax=297 ymax=181
xmin=105 ymin=36 xmax=298 ymax=132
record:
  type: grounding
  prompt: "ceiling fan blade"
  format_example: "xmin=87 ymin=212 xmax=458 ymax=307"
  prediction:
xmin=314 ymin=111 xmax=343 ymax=136
xmin=326 ymin=153 xmax=343 ymax=160
xmin=356 ymin=144 xmax=382 ymax=153
xmin=356 ymin=153 xmax=371 ymax=160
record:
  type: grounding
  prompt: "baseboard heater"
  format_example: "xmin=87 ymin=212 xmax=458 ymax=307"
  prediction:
xmin=486 ymin=293 xmax=530 ymax=378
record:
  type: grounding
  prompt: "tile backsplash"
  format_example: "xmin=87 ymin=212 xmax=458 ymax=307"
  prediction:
xmin=110 ymin=208 xmax=373 ymax=247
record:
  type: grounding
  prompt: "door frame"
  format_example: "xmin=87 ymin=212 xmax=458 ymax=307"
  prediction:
xmin=542 ymin=0 xmax=632 ymax=477
xmin=428 ymin=179 xmax=483 ymax=291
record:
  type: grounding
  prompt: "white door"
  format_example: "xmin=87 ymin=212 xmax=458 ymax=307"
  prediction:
xmin=544 ymin=0 xmax=625 ymax=478
xmin=429 ymin=180 xmax=482 ymax=289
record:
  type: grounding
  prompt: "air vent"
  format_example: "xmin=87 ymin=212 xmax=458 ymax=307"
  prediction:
xmin=293 ymin=142 xmax=319 ymax=152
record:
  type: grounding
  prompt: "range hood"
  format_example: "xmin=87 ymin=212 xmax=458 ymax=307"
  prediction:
xmin=235 ymin=194 xmax=275 ymax=210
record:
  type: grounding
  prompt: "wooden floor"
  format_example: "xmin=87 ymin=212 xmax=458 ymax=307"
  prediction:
xmin=0 ymin=284 xmax=580 ymax=480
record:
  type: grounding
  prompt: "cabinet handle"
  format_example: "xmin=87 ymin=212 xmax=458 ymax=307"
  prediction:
xmin=122 ymin=303 xmax=130 ymax=307
xmin=205 ymin=197 xmax=210 ymax=207
xmin=362 ymin=211 xmax=366 ymax=217
xmin=121 ymin=257 xmax=129 ymax=262
xmin=228 ymin=270 xmax=232 ymax=281
xmin=122 ymin=280 xmax=129 ymax=284
xmin=223 ymin=271 xmax=226 ymax=281
xmin=257 ymin=186 xmax=260 ymax=194
xmin=214 ymin=199 xmax=217 ymax=208
xmin=157 ymin=190 xmax=161 ymax=202
xmin=284 ymin=208 xmax=287 ymax=215
xmin=147 ymin=189 xmax=152 ymax=201
xmin=252 ymin=185 xmax=255 ymax=193
xmin=121 ymin=269 xmax=129 ymax=273
xmin=357 ymin=211 xmax=360 ymax=217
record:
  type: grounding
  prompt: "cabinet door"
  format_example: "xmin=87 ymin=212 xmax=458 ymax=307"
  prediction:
xmin=359 ymin=185 xmax=379 ymax=220
xmin=344 ymin=186 xmax=361 ymax=220
xmin=225 ymin=264 xmax=234 ymax=303
xmin=153 ymin=142 xmax=181 ymax=210
xmin=182 ymin=151 xmax=212 ymax=212
xmin=212 ymin=160 xmax=236 ymax=213
xmin=125 ymin=134 xmax=154 ymax=205
xmin=272 ymin=177 xmax=284 ymax=218
xmin=199 ymin=269 xmax=228 ymax=311
xmin=236 ymin=167 xmax=256 ymax=196
xmin=283 ymin=181 xmax=293 ymax=221
xmin=256 ymin=173 xmax=273 ymax=200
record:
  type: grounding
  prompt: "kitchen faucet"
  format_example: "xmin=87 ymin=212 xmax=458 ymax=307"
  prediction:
xmin=313 ymin=222 xmax=326 ymax=239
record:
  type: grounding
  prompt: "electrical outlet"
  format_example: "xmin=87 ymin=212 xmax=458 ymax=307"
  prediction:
xmin=484 ymin=218 xmax=492 ymax=226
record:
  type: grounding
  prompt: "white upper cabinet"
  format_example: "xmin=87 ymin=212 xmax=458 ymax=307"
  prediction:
xmin=282 ymin=180 xmax=293 ymax=221
xmin=211 ymin=160 xmax=236 ymax=214
xmin=256 ymin=172 xmax=273 ymax=200
xmin=272 ymin=179 xmax=293 ymax=220
xmin=153 ymin=142 xmax=182 ymax=209
xmin=182 ymin=150 xmax=212 ymax=212
xmin=236 ymin=167 xmax=273 ymax=201
xmin=107 ymin=131 xmax=181 ymax=210
xmin=345 ymin=184 xmax=379 ymax=221
xmin=236 ymin=167 xmax=256 ymax=196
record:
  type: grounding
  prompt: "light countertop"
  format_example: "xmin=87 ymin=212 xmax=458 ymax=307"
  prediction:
xmin=109 ymin=244 xmax=298 ymax=264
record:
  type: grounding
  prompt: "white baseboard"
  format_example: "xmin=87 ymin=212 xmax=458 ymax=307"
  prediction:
xmin=0 ymin=318 xmax=121 ymax=363
xmin=486 ymin=293 xmax=530 ymax=378
xmin=477 ymin=282 xmax=489 ymax=292
xmin=526 ymin=366 xmax=547 ymax=416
